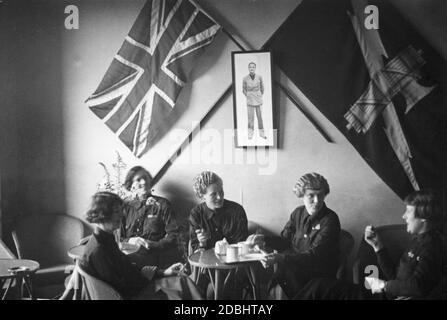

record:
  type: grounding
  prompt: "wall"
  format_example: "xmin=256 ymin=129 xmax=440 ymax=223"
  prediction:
xmin=1 ymin=1 xmax=24 ymax=240
xmin=2 ymin=0 xmax=407 ymax=259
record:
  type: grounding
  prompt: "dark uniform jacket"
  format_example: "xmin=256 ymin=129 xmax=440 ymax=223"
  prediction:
xmin=378 ymin=229 xmax=444 ymax=299
xmin=272 ymin=204 xmax=340 ymax=275
xmin=267 ymin=204 xmax=341 ymax=297
xmin=79 ymin=228 xmax=162 ymax=299
xmin=189 ymin=199 xmax=248 ymax=251
xmin=295 ymin=229 xmax=445 ymax=300
xmin=121 ymin=195 xmax=180 ymax=251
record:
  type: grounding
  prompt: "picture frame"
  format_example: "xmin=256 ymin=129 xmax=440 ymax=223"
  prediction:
xmin=231 ymin=50 xmax=276 ymax=147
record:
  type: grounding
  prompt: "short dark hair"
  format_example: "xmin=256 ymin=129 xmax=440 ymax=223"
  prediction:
xmin=124 ymin=166 xmax=153 ymax=191
xmin=85 ymin=192 xmax=123 ymax=224
xmin=404 ymin=190 xmax=441 ymax=223
xmin=248 ymin=62 xmax=256 ymax=68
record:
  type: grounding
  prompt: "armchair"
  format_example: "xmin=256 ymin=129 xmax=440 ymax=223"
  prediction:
xmin=336 ymin=229 xmax=355 ymax=280
xmin=352 ymin=224 xmax=410 ymax=286
xmin=0 ymin=239 xmax=16 ymax=259
xmin=11 ymin=213 xmax=93 ymax=298
xmin=60 ymin=261 xmax=122 ymax=300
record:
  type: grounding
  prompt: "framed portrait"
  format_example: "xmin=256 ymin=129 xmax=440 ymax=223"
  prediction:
xmin=231 ymin=50 xmax=276 ymax=147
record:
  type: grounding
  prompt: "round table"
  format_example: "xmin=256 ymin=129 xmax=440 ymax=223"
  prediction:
xmin=0 ymin=259 xmax=40 ymax=300
xmin=188 ymin=249 xmax=260 ymax=300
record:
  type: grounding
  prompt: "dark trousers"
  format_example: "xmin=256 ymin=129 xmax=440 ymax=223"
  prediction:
xmin=270 ymin=262 xmax=313 ymax=298
xmin=128 ymin=246 xmax=184 ymax=269
xmin=294 ymin=278 xmax=384 ymax=300
xmin=135 ymin=275 xmax=204 ymax=300
xmin=194 ymin=267 xmax=250 ymax=300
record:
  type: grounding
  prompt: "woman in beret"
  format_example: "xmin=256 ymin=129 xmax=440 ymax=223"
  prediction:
xmin=253 ymin=172 xmax=341 ymax=299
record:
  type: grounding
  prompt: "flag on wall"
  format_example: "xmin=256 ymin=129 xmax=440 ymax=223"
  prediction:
xmin=267 ymin=0 xmax=447 ymax=199
xmin=86 ymin=0 xmax=220 ymax=157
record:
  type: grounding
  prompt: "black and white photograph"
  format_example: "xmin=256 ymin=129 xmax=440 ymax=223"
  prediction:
xmin=232 ymin=50 xmax=275 ymax=147
xmin=1 ymin=0 xmax=447 ymax=308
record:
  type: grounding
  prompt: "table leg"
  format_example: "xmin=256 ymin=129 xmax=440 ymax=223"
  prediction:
xmin=207 ymin=269 xmax=215 ymax=295
xmin=223 ymin=269 xmax=234 ymax=288
xmin=23 ymin=275 xmax=34 ymax=300
xmin=192 ymin=265 xmax=199 ymax=284
xmin=17 ymin=276 xmax=24 ymax=299
xmin=214 ymin=269 xmax=223 ymax=300
xmin=250 ymin=265 xmax=260 ymax=300
xmin=244 ymin=265 xmax=259 ymax=300
xmin=1 ymin=279 xmax=12 ymax=300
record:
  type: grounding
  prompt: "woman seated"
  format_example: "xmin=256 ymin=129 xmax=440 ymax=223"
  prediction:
xmin=189 ymin=171 xmax=249 ymax=299
xmin=120 ymin=166 xmax=181 ymax=267
xmin=189 ymin=171 xmax=248 ymax=252
xmin=250 ymin=172 xmax=341 ymax=299
xmin=80 ymin=191 xmax=202 ymax=300
xmin=295 ymin=190 xmax=445 ymax=300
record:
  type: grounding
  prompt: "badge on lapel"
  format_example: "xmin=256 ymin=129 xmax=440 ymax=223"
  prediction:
xmin=145 ymin=196 xmax=160 ymax=207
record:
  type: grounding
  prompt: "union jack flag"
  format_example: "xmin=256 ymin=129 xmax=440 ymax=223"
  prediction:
xmin=86 ymin=0 xmax=220 ymax=157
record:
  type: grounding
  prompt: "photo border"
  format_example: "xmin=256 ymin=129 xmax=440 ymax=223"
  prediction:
xmin=231 ymin=50 xmax=276 ymax=148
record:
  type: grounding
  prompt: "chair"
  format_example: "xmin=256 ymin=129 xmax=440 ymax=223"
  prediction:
xmin=0 ymin=239 xmax=16 ymax=259
xmin=76 ymin=263 xmax=123 ymax=300
xmin=0 ymin=239 xmax=18 ymax=298
xmin=11 ymin=213 xmax=93 ymax=298
xmin=336 ymin=229 xmax=355 ymax=280
xmin=426 ymin=265 xmax=447 ymax=300
xmin=352 ymin=224 xmax=410 ymax=285
xmin=60 ymin=261 xmax=122 ymax=300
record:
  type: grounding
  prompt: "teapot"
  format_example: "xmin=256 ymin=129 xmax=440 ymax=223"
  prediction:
xmin=214 ymin=238 xmax=228 ymax=255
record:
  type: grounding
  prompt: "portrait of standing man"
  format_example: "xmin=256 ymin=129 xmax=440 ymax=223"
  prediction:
xmin=232 ymin=51 xmax=275 ymax=147
xmin=243 ymin=62 xmax=266 ymax=140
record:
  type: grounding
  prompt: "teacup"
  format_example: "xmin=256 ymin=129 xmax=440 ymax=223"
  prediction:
xmin=238 ymin=241 xmax=249 ymax=256
xmin=226 ymin=244 xmax=240 ymax=262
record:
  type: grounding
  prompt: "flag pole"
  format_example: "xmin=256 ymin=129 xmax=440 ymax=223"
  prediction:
xmin=153 ymin=85 xmax=232 ymax=185
xmin=274 ymin=81 xmax=333 ymax=143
